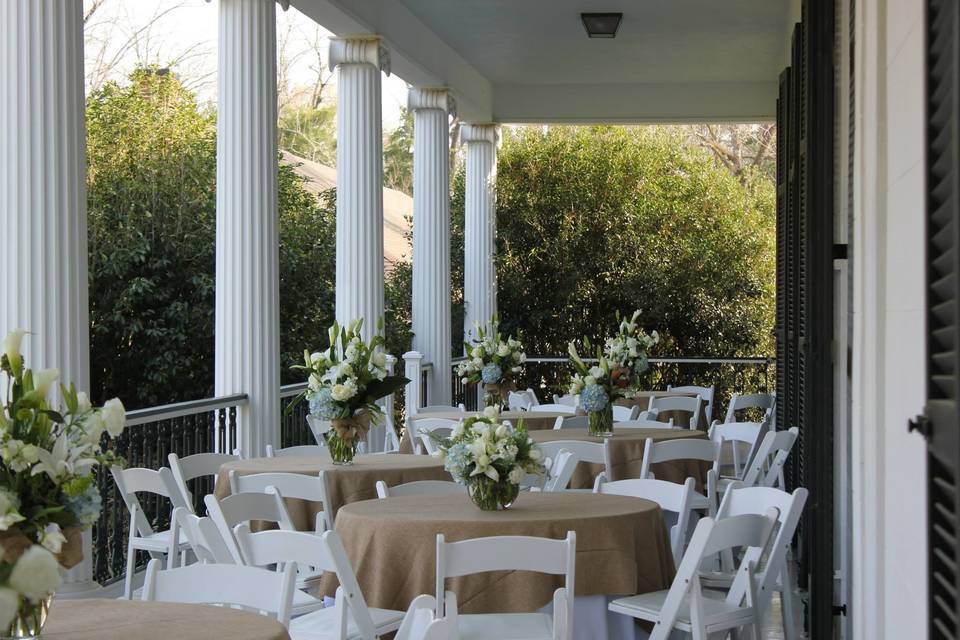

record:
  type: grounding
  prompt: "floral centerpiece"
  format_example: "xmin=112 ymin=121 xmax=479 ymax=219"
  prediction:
xmin=290 ymin=319 xmax=408 ymax=465
xmin=430 ymin=408 xmax=545 ymax=510
xmin=456 ymin=317 xmax=526 ymax=408
xmin=568 ymin=311 xmax=659 ymax=437
xmin=0 ymin=329 xmax=126 ymax=638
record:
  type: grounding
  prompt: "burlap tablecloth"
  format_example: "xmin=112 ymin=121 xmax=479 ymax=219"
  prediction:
xmin=617 ymin=390 xmax=709 ymax=429
xmin=214 ymin=454 xmax=450 ymax=528
xmin=43 ymin=599 xmax=289 ymax=640
xmin=400 ymin=410 xmax=567 ymax=453
xmin=323 ymin=492 xmax=674 ymax=614
xmin=530 ymin=427 xmax=710 ymax=489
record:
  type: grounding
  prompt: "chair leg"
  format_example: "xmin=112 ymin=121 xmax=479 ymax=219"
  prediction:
xmin=123 ymin=538 xmax=136 ymax=600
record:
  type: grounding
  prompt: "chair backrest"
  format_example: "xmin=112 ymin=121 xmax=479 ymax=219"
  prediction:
xmin=639 ymin=437 xmax=720 ymax=481
xmin=656 ymin=512 xmax=777 ymax=636
xmin=204 ymin=491 xmax=295 ymax=563
xmin=265 ymin=444 xmax=328 ymax=458
xmin=537 ymin=440 xmax=611 ymax=480
xmin=418 ymin=404 xmax=466 ymax=414
xmin=708 ymin=420 xmax=770 ymax=481
xmin=647 ymin=395 xmax=704 ymax=429
xmin=230 ymin=470 xmax=332 ymax=532
xmin=552 ymin=415 xmax=589 ymax=430
xmin=508 ymin=390 xmax=533 ymax=411
xmin=668 ymin=385 xmax=716 ymax=424
xmin=742 ymin=427 xmax=799 ymax=488
xmin=414 ymin=418 xmax=460 ymax=455
xmin=724 ymin=392 xmax=776 ymax=424
xmin=541 ymin=449 xmax=580 ymax=492
xmin=376 ymin=480 xmax=466 ymax=498
xmin=615 ymin=418 xmax=675 ymax=429
xmin=172 ymin=506 xmax=235 ymax=564
xmin=435 ymin=531 xmax=575 ymax=620
xmin=552 ymin=394 xmax=579 ymax=407
xmin=534 ymin=403 xmax=577 ymax=414
xmin=168 ymin=452 xmax=239 ymax=511
xmin=235 ymin=526 xmax=377 ymax=639
xmin=715 ymin=484 xmax=808 ymax=614
xmin=305 ymin=415 xmax=332 ymax=447
xmin=111 ymin=466 xmax=188 ymax=537
xmin=596 ymin=477 xmax=697 ymax=566
xmin=395 ymin=595 xmax=456 ymax=640
xmin=612 ymin=405 xmax=641 ymax=422
xmin=142 ymin=558 xmax=296 ymax=627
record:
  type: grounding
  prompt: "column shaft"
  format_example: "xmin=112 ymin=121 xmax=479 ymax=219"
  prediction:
xmin=461 ymin=125 xmax=499 ymax=343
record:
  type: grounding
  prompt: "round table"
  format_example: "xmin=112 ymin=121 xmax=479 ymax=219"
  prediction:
xmin=323 ymin=492 xmax=674 ymax=616
xmin=530 ymin=427 xmax=710 ymax=489
xmin=43 ymin=599 xmax=289 ymax=640
xmin=215 ymin=454 xmax=450 ymax=528
xmin=400 ymin=410 xmax=570 ymax=453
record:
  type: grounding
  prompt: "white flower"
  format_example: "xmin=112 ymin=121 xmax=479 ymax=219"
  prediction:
xmin=471 ymin=347 xmax=484 ymax=359
xmin=0 ymin=489 xmax=24 ymax=532
xmin=471 ymin=357 xmax=483 ymax=368
xmin=344 ymin=342 xmax=359 ymax=362
xmin=482 ymin=406 xmax=500 ymax=420
xmin=0 ymin=588 xmax=18 ymax=631
xmin=39 ymin=523 xmax=66 ymax=555
xmin=8 ymin=546 xmax=62 ymax=601
xmin=2 ymin=329 xmax=28 ymax=374
xmin=371 ymin=351 xmax=387 ymax=369
xmin=584 ymin=375 xmax=596 ymax=386
xmin=75 ymin=391 xmax=93 ymax=414
xmin=497 ymin=344 xmax=510 ymax=357
xmin=588 ymin=366 xmax=604 ymax=379
xmin=31 ymin=433 xmax=96 ymax=482
xmin=529 ymin=447 xmax=543 ymax=461
xmin=101 ymin=398 xmax=126 ymax=437
xmin=32 ymin=368 xmax=59 ymax=398
xmin=495 ymin=424 xmax=508 ymax=439
xmin=508 ymin=466 xmax=526 ymax=484
xmin=81 ymin=412 xmax=106 ymax=446
xmin=461 ymin=377 xmax=469 ymax=385
xmin=331 ymin=380 xmax=357 ymax=401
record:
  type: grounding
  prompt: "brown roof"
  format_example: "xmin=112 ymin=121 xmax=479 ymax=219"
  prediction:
xmin=280 ymin=151 xmax=412 ymax=264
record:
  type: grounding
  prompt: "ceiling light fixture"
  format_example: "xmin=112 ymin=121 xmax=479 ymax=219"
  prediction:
xmin=581 ymin=12 xmax=622 ymax=38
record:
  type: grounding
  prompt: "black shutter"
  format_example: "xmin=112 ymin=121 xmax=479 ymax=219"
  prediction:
xmin=923 ymin=0 xmax=960 ymax=636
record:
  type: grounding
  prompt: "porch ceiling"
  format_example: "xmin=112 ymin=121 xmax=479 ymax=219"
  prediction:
xmin=292 ymin=0 xmax=797 ymax=123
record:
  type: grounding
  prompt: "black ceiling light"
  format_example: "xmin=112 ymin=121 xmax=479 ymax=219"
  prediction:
xmin=581 ymin=12 xmax=622 ymax=38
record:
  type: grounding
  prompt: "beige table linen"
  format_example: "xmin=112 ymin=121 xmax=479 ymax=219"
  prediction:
xmin=323 ymin=492 xmax=674 ymax=614
xmin=617 ymin=390 xmax=709 ymax=429
xmin=44 ymin=599 xmax=289 ymax=640
xmin=400 ymin=410 xmax=567 ymax=453
xmin=530 ymin=427 xmax=710 ymax=490
xmin=215 ymin=454 xmax=450 ymax=529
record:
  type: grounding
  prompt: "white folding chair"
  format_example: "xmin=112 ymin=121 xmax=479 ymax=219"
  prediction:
xmin=668 ymin=385 xmax=716 ymax=424
xmin=709 ymin=484 xmax=809 ymax=640
xmin=375 ymin=480 xmax=466 ymax=498
xmin=172 ymin=506 xmax=235 ymax=564
xmin=418 ymin=404 xmax=466 ymax=414
xmin=615 ymin=418 xmax=675 ymax=429
xmin=708 ymin=420 xmax=770 ymax=487
xmin=266 ymin=444 xmax=329 ymax=458
xmin=595 ymin=477 xmax=697 ymax=566
xmin=395 ymin=595 xmax=457 ymax=640
xmin=724 ymin=392 xmax=776 ymax=424
xmin=741 ymin=427 xmax=799 ymax=489
xmin=230 ymin=470 xmax=333 ymax=533
xmin=508 ymin=389 xmax=537 ymax=411
xmin=539 ymin=449 xmax=580 ymax=492
xmin=612 ymin=405 xmax=641 ymax=422
xmin=203 ymin=490 xmax=295 ymax=563
xmin=639 ymin=438 xmax=720 ymax=515
xmin=537 ymin=440 xmax=611 ymax=488
xmin=142 ymin=558 xmax=296 ymax=628
xmin=647 ymin=395 xmax=704 ymax=430
xmin=414 ymin=418 xmax=460 ymax=455
xmin=436 ymin=532 xmax=575 ymax=640
xmin=236 ymin=526 xmax=406 ymax=640
xmin=552 ymin=415 xmax=589 ymax=430
xmin=111 ymin=466 xmax=191 ymax=599
xmin=167 ymin=452 xmax=239 ymax=512
xmin=552 ymin=394 xmax=579 ymax=407
xmin=609 ymin=512 xmax=777 ymax=639
xmin=533 ymin=403 xmax=577 ymax=414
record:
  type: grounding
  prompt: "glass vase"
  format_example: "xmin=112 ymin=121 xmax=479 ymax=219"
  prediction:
xmin=588 ymin=404 xmax=614 ymax=437
xmin=483 ymin=384 xmax=503 ymax=409
xmin=327 ymin=432 xmax=357 ymax=465
xmin=3 ymin=595 xmax=52 ymax=640
xmin=467 ymin=478 xmax=520 ymax=511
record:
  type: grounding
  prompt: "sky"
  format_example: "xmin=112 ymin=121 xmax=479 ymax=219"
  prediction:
xmin=82 ymin=0 xmax=410 ymax=127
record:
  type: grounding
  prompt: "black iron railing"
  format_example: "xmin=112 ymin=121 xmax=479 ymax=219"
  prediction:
xmin=280 ymin=382 xmax=312 ymax=447
xmin=93 ymin=394 xmax=246 ymax=585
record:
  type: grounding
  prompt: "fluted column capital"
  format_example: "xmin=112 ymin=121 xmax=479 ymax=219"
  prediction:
xmin=408 ymin=88 xmax=456 ymax=117
xmin=461 ymin=123 xmax=500 ymax=147
xmin=329 ymin=36 xmax=390 ymax=75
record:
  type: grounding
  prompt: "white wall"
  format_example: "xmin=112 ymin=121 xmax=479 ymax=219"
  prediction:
xmin=851 ymin=0 xmax=928 ymax=636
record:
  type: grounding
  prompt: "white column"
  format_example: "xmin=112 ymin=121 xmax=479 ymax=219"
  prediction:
xmin=410 ymin=88 xmax=455 ymax=405
xmin=0 ymin=0 xmax=95 ymax=594
xmin=215 ymin=0 xmax=280 ymax=457
xmin=461 ymin=124 xmax=499 ymax=343
xmin=331 ymin=37 xmax=389 ymax=341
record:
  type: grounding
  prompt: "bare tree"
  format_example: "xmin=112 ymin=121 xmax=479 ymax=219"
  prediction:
xmin=687 ymin=124 xmax=776 ymax=184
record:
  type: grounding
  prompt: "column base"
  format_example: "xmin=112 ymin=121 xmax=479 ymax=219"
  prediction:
xmin=55 ymin=580 xmax=105 ymax=599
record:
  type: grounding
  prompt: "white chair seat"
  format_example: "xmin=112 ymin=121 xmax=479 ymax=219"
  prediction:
xmin=291 ymin=589 xmax=325 ymax=615
xmin=690 ymin=493 xmax=711 ymax=510
xmin=456 ymin=612 xmax=554 ymax=640
xmin=609 ymin=590 xmax=756 ymax=631
xmin=289 ymin=604 xmax=405 ymax=640
xmin=133 ymin=530 xmax=191 ymax=554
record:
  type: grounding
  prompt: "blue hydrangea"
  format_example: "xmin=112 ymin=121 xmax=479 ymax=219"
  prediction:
xmin=580 ymin=383 xmax=610 ymax=412
xmin=443 ymin=443 xmax=473 ymax=483
xmin=308 ymin=386 xmax=340 ymax=419
xmin=635 ymin=354 xmax=649 ymax=374
xmin=63 ymin=483 xmax=103 ymax=527
xmin=481 ymin=363 xmax=503 ymax=384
